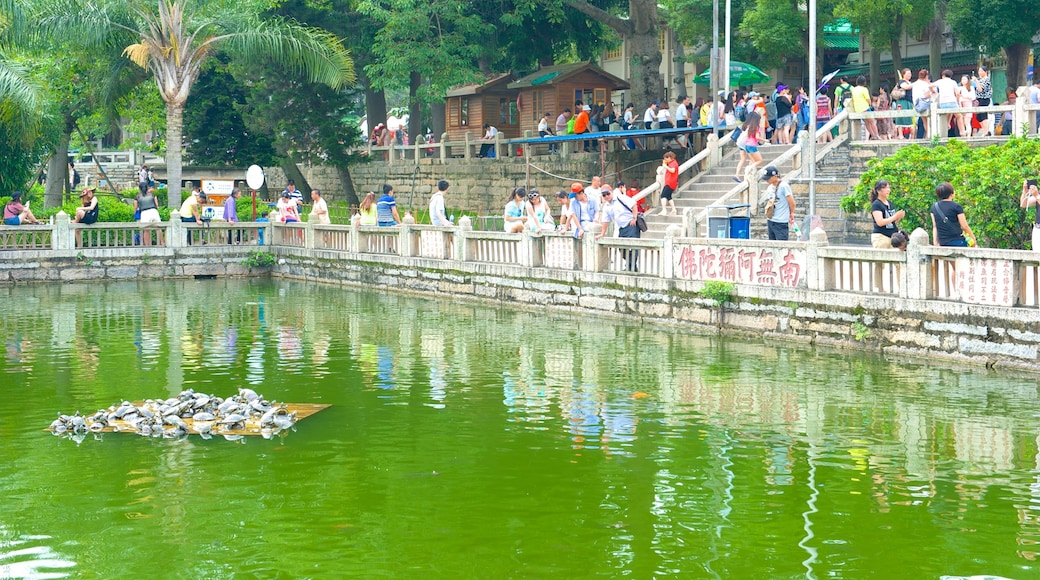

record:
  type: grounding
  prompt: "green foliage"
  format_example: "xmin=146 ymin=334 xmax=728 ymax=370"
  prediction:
xmin=841 ymin=138 xmax=1040 ymax=249
xmin=852 ymin=321 xmax=872 ymax=342
xmin=700 ymin=280 xmax=735 ymax=307
xmin=243 ymin=250 xmax=277 ymax=268
xmin=946 ymin=0 xmax=1040 ymax=54
xmin=184 ymin=56 xmax=280 ymax=167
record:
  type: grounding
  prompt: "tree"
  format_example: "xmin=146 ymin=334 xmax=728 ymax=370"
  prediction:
xmin=564 ymin=0 xmax=663 ymax=110
xmin=740 ymin=0 xmax=841 ymax=73
xmin=835 ymin=0 xmax=932 ymax=76
xmin=946 ymin=0 xmax=1040 ymax=89
xmin=35 ymin=0 xmax=355 ymax=208
xmin=0 ymin=0 xmax=43 ymax=194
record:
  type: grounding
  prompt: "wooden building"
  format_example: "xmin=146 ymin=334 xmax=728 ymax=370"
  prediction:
xmin=507 ymin=62 xmax=630 ymax=136
xmin=444 ymin=73 xmax=519 ymax=143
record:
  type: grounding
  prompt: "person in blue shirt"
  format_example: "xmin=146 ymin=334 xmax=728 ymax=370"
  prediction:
xmin=377 ymin=184 xmax=401 ymax=226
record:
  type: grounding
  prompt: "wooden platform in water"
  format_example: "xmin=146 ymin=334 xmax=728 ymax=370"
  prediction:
xmin=54 ymin=403 xmax=332 ymax=437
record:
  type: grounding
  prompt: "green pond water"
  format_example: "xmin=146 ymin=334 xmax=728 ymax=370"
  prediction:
xmin=1 ymin=279 xmax=1039 ymax=579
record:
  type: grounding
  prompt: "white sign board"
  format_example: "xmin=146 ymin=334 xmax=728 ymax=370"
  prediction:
xmin=246 ymin=165 xmax=265 ymax=190
xmin=202 ymin=179 xmax=234 ymax=195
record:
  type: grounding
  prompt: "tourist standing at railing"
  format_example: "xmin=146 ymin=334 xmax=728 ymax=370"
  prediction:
xmin=179 ymin=190 xmax=206 ymax=246
xmin=3 ymin=191 xmax=40 ymax=225
xmin=596 ymin=186 xmax=639 ymax=271
xmin=429 ymin=180 xmax=452 ymax=227
xmin=973 ymin=67 xmax=993 ymax=136
xmin=282 ymin=180 xmax=304 ymax=210
xmin=870 ymin=180 xmax=905 ymax=249
xmin=358 ymin=192 xmax=377 ymax=226
xmin=224 ymin=188 xmax=241 ymax=245
xmin=875 ymin=85 xmax=895 ymax=139
xmin=308 ymin=190 xmax=329 ymax=226
xmin=930 ymin=182 xmax=976 ymax=248
xmin=911 ymin=69 xmax=933 ymax=139
xmin=850 ymin=76 xmax=879 ymax=140
xmin=956 ymin=76 xmax=976 ymax=138
xmin=762 ymin=166 xmax=796 ymax=241
xmin=136 ymin=186 xmax=163 ymax=246
xmin=1020 ymin=179 xmax=1040 ymax=251
xmin=377 ymin=185 xmax=401 ymax=227
xmin=934 ymin=69 xmax=960 ymax=137
xmin=504 ymin=187 xmax=528 ymax=233
xmin=584 ymin=175 xmax=603 ymax=200
xmin=478 ymin=123 xmax=498 ymax=158
xmin=674 ymin=95 xmax=691 ymax=149
xmin=773 ymin=86 xmax=794 ymax=145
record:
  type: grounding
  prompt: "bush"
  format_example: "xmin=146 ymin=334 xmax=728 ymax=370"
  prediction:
xmin=841 ymin=138 xmax=1040 ymax=249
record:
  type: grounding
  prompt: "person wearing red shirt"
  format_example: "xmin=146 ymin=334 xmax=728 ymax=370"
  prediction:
xmin=659 ymin=151 xmax=679 ymax=215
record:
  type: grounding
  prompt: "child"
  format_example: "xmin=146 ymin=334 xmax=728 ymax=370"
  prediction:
xmin=256 ymin=211 xmax=269 ymax=245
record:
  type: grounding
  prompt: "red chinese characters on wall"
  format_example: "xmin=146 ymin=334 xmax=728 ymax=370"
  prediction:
xmin=676 ymin=245 xmax=805 ymax=287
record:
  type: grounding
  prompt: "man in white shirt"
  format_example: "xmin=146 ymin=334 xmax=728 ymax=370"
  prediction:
xmin=584 ymin=175 xmax=603 ymax=201
xmin=643 ymin=102 xmax=659 ymax=129
xmin=429 ymin=179 xmax=452 ymax=226
xmin=674 ymin=95 xmax=691 ymax=148
xmin=596 ymin=186 xmax=640 ymax=271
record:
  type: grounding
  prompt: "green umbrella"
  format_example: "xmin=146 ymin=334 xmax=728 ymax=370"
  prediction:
xmin=693 ymin=61 xmax=771 ymax=87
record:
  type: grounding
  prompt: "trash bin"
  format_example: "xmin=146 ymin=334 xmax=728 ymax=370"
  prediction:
xmin=706 ymin=205 xmax=730 ymax=239
xmin=727 ymin=204 xmax=751 ymax=239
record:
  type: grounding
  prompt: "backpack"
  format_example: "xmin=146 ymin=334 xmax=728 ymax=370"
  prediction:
xmin=566 ymin=117 xmax=576 ymax=135
xmin=735 ymin=102 xmax=747 ymax=122
xmin=764 ymin=189 xmax=776 ymax=219
xmin=913 ymin=97 xmax=931 ymax=114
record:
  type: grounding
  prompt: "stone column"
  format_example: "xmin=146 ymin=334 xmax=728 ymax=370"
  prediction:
xmin=464 ymin=132 xmax=473 ymax=160
xmin=350 ymin=212 xmax=361 ymax=254
xmin=806 ymin=227 xmax=830 ymax=291
xmin=457 ymin=215 xmax=472 ymax=262
xmin=440 ymin=132 xmax=449 ymax=161
xmin=905 ymin=228 xmax=930 ymax=300
xmin=170 ymin=211 xmax=186 ymax=248
xmin=1015 ymin=87 xmax=1029 ymax=137
xmin=52 ymin=211 xmax=73 ymax=250
xmin=495 ymin=132 xmax=506 ymax=158
xmin=519 ymin=230 xmax=535 ymax=267
xmin=304 ymin=222 xmax=315 ymax=250
xmin=706 ymin=133 xmax=720 ymax=169
xmin=661 ymin=226 xmax=677 ymax=279
xmin=799 ymin=130 xmax=811 ymax=173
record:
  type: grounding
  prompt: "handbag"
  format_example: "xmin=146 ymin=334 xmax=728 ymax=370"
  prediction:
xmin=636 ymin=213 xmax=648 ymax=232
xmin=764 ymin=190 xmax=776 ymax=219
xmin=913 ymin=97 xmax=931 ymax=114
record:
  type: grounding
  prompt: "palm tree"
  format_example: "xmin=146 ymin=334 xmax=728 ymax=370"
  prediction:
xmin=1 ymin=0 xmax=43 ymax=194
xmin=35 ymin=0 xmax=355 ymax=208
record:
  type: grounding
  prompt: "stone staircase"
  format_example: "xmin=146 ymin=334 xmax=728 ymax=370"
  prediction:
xmin=641 ymin=144 xmax=790 ymax=239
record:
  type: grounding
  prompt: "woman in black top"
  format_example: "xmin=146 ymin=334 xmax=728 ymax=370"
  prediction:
xmin=930 ymin=182 xmax=977 ymax=247
xmin=870 ymin=180 xmax=905 ymax=249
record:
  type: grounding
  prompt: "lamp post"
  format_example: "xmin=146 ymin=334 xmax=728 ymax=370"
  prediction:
xmin=724 ymin=0 xmax=731 ymax=91
xmin=808 ymin=0 xmax=817 ymax=217
xmin=712 ymin=0 xmax=720 ymax=139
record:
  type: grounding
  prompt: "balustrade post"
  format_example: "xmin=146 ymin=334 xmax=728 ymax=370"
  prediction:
xmin=440 ymin=132 xmax=449 ymax=161
xmin=661 ymin=227 xmax=676 ymax=279
xmin=169 ymin=211 xmax=187 ymax=248
xmin=905 ymin=228 xmax=931 ymax=300
xmin=806 ymin=228 xmax=829 ymax=291
xmin=929 ymin=102 xmax=940 ymax=139
xmin=399 ymin=223 xmax=414 ymax=257
xmin=350 ymin=213 xmax=361 ymax=254
xmin=303 ymin=222 xmax=315 ymax=250
xmin=388 ymin=142 xmax=397 ymax=166
xmin=1015 ymin=87 xmax=1029 ymax=137
xmin=746 ymin=171 xmax=762 ymax=217
xmin=52 ymin=211 xmax=73 ymax=250
xmin=706 ymin=133 xmax=720 ymax=169
xmin=495 ymin=132 xmax=506 ymax=158
xmin=413 ymin=140 xmax=421 ymax=164
xmin=464 ymin=132 xmax=473 ymax=160
xmin=519 ymin=230 xmax=535 ymax=267
xmin=456 ymin=216 xmax=471 ymax=263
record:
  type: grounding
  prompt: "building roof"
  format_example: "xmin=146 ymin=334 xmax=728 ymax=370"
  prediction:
xmin=824 ymin=34 xmax=859 ymax=52
xmin=507 ymin=61 xmax=630 ymax=90
xmin=839 ymin=49 xmax=980 ymax=79
xmin=445 ymin=73 xmax=515 ymax=98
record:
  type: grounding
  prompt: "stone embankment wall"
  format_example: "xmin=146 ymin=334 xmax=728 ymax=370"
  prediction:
xmin=274 ymin=251 xmax=1040 ymax=374
xmin=344 ymin=153 xmax=663 ymax=215
xmin=0 ymin=247 xmax=260 ymax=284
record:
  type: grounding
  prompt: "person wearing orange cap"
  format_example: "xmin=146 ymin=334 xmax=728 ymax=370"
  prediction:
xmin=570 ymin=182 xmax=599 ymax=238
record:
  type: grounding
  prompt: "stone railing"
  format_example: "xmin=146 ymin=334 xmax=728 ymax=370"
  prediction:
xmin=0 ymin=211 xmax=271 ymax=250
xmin=4 ymin=215 xmax=1039 ymax=309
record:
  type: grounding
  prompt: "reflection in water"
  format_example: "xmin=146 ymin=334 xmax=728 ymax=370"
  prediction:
xmin=0 ymin=527 xmax=75 ymax=579
xmin=1 ymin=279 xmax=1039 ymax=577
